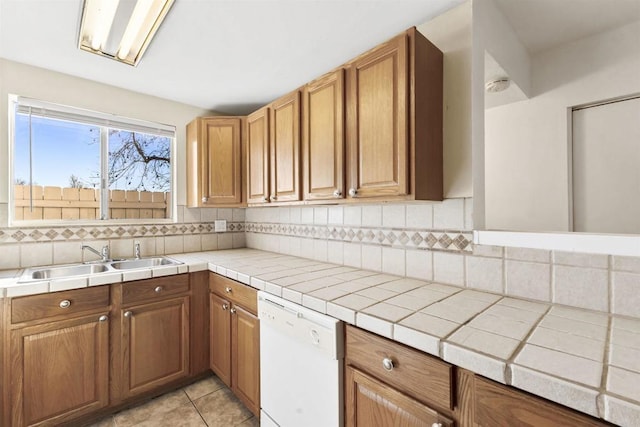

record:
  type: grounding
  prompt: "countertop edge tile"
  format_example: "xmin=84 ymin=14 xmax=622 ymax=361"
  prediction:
xmin=442 ymin=342 xmax=507 ymax=384
xmin=604 ymin=394 xmax=640 ymax=426
xmin=510 ymin=364 xmax=600 ymax=417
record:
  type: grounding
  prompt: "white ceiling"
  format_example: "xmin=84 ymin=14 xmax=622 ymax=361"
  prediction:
xmin=493 ymin=0 xmax=640 ymax=54
xmin=0 ymin=0 xmax=464 ymax=115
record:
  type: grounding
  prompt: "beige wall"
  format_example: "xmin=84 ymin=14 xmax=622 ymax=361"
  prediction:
xmin=417 ymin=1 xmax=473 ymax=199
xmin=0 ymin=58 xmax=215 ymax=224
xmin=484 ymin=20 xmax=640 ymax=231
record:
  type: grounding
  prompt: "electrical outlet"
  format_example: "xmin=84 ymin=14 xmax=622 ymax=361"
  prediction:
xmin=214 ymin=219 xmax=227 ymax=232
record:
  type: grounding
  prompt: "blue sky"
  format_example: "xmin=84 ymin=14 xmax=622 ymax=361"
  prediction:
xmin=14 ymin=114 xmax=171 ymax=191
xmin=14 ymin=114 xmax=101 ymax=188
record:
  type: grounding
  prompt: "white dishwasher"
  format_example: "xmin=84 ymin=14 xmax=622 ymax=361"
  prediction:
xmin=258 ymin=291 xmax=344 ymax=427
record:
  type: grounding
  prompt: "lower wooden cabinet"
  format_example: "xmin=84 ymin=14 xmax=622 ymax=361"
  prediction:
xmin=473 ymin=376 xmax=608 ymax=427
xmin=119 ymin=296 xmax=190 ymax=399
xmin=2 ymin=273 xmax=208 ymax=427
xmin=345 ymin=325 xmax=454 ymax=427
xmin=9 ymin=308 xmax=110 ymax=426
xmin=209 ymin=273 xmax=260 ymax=417
xmin=346 ymin=367 xmax=453 ymax=427
xmin=345 ymin=325 xmax=611 ymax=427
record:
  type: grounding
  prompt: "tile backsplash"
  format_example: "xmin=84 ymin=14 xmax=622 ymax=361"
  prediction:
xmin=0 ymin=198 xmax=638 ymax=319
xmin=0 ymin=206 xmax=246 ymax=270
xmin=245 ymin=198 xmax=640 ymax=319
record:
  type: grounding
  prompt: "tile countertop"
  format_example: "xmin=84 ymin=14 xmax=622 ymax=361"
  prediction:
xmin=1 ymin=249 xmax=639 ymax=426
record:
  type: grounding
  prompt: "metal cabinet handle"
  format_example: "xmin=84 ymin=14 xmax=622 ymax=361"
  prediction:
xmin=270 ymin=195 xmax=277 ymax=201
xmin=202 ymin=197 xmax=208 ymax=203
xmin=154 ymin=286 xmax=163 ymax=293
xmin=382 ymin=357 xmax=394 ymax=371
xmin=262 ymin=196 xmax=268 ymax=202
xmin=333 ymin=189 xmax=342 ymax=198
xmin=222 ymin=303 xmax=229 ymax=310
xmin=124 ymin=311 xmax=133 ymax=318
xmin=230 ymin=308 xmax=237 ymax=314
xmin=59 ymin=300 xmax=71 ymax=309
xmin=225 ymin=287 xmax=232 ymax=293
xmin=98 ymin=315 xmax=108 ymax=322
xmin=348 ymin=188 xmax=357 ymax=197
xmin=431 ymin=423 xmax=443 ymax=427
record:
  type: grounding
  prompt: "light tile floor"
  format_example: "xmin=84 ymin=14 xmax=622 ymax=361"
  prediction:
xmin=90 ymin=375 xmax=259 ymax=427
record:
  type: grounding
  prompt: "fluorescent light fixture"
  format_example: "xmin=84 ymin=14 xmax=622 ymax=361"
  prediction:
xmin=78 ymin=0 xmax=174 ymax=66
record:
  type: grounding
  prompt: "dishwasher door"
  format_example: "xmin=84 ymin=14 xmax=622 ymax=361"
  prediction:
xmin=258 ymin=291 xmax=344 ymax=427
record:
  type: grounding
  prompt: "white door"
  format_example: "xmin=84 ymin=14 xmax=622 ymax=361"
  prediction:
xmin=572 ymin=96 xmax=640 ymax=233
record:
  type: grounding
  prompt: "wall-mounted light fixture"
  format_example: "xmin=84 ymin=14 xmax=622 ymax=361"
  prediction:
xmin=78 ymin=0 xmax=175 ymax=66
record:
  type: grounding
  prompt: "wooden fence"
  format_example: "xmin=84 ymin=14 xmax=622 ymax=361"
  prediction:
xmin=14 ymin=185 xmax=170 ymax=220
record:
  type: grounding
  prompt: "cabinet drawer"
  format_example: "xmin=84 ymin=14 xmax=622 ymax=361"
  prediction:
xmin=11 ymin=286 xmax=110 ymax=324
xmin=209 ymin=273 xmax=257 ymax=314
xmin=122 ymin=274 xmax=190 ymax=306
xmin=345 ymin=325 xmax=453 ymax=410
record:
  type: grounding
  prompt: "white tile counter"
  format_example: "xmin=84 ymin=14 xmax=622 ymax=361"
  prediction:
xmin=1 ymin=248 xmax=638 ymax=426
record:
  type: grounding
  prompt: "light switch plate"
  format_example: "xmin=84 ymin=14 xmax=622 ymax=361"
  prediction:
xmin=214 ymin=220 xmax=227 ymax=232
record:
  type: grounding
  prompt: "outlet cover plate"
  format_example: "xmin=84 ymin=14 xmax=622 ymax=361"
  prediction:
xmin=214 ymin=220 xmax=227 ymax=232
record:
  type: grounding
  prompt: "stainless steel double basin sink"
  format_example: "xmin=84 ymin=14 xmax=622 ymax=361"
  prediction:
xmin=19 ymin=256 xmax=182 ymax=283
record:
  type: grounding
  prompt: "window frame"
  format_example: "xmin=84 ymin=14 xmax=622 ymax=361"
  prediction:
xmin=8 ymin=94 xmax=178 ymax=226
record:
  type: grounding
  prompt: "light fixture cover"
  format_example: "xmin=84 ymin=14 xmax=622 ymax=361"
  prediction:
xmin=485 ymin=77 xmax=511 ymax=93
xmin=78 ymin=0 xmax=175 ymax=66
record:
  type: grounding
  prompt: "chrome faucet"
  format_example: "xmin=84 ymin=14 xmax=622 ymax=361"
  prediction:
xmin=82 ymin=244 xmax=110 ymax=262
xmin=134 ymin=242 xmax=141 ymax=259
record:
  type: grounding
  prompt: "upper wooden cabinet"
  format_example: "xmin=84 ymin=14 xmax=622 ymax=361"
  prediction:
xmin=246 ymin=91 xmax=303 ymax=205
xmin=302 ymin=69 xmax=345 ymax=201
xmin=270 ymin=90 xmax=302 ymax=203
xmin=246 ymin=107 xmax=270 ymax=204
xmin=186 ymin=117 xmax=243 ymax=207
xmin=346 ymin=27 xmax=443 ymax=201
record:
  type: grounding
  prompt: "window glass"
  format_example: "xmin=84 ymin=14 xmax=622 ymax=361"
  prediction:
xmin=11 ymin=98 xmax=174 ymax=223
xmin=14 ymin=114 xmax=101 ymax=221
xmin=108 ymin=130 xmax=172 ymax=220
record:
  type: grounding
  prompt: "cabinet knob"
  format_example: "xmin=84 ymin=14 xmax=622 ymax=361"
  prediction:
xmin=382 ymin=357 xmax=394 ymax=371
xmin=431 ymin=423 xmax=443 ymax=427
xmin=225 ymin=286 xmax=232 ymax=293
xmin=270 ymin=195 xmax=277 ymax=201
xmin=262 ymin=196 xmax=268 ymax=202
xmin=98 ymin=315 xmax=108 ymax=322
xmin=230 ymin=308 xmax=237 ymax=314
xmin=333 ymin=189 xmax=342 ymax=198
xmin=124 ymin=311 xmax=133 ymax=318
xmin=154 ymin=286 xmax=163 ymax=293
xmin=348 ymin=188 xmax=357 ymax=197
xmin=59 ymin=300 xmax=71 ymax=309
xmin=222 ymin=303 xmax=229 ymax=310
xmin=202 ymin=197 xmax=208 ymax=203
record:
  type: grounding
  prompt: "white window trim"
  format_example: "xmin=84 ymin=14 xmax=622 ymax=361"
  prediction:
xmin=8 ymin=94 xmax=178 ymax=226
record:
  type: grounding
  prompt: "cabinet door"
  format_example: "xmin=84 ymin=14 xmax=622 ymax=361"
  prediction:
xmin=210 ymin=292 xmax=232 ymax=386
xmin=231 ymin=305 xmax=260 ymax=417
xmin=270 ymin=91 xmax=301 ymax=202
xmin=303 ymin=69 xmax=345 ymax=201
xmin=347 ymin=33 xmax=408 ymax=198
xmin=474 ymin=376 xmax=607 ymax=427
xmin=247 ymin=108 xmax=270 ymax=204
xmin=202 ymin=118 xmax=242 ymax=205
xmin=10 ymin=313 xmax=109 ymax=427
xmin=346 ymin=367 xmax=453 ymax=427
xmin=121 ymin=296 xmax=190 ymax=399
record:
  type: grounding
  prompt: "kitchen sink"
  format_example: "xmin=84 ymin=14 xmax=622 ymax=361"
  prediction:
xmin=21 ymin=263 xmax=110 ymax=282
xmin=18 ymin=256 xmax=182 ymax=282
xmin=109 ymin=257 xmax=181 ymax=270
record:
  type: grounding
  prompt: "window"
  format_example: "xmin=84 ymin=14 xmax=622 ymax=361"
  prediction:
xmin=10 ymin=96 xmax=175 ymax=223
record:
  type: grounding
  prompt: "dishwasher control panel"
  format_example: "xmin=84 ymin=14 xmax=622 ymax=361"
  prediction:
xmin=258 ymin=291 xmax=344 ymax=360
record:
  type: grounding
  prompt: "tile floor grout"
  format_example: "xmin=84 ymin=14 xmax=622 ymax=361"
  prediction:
xmin=91 ymin=375 xmax=259 ymax=427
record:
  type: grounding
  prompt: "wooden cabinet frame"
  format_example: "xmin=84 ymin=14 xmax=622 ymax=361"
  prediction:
xmin=186 ymin=117 xmax=244 ymax=207
xmin=303 ymin=69 xmax=345 ymax=201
